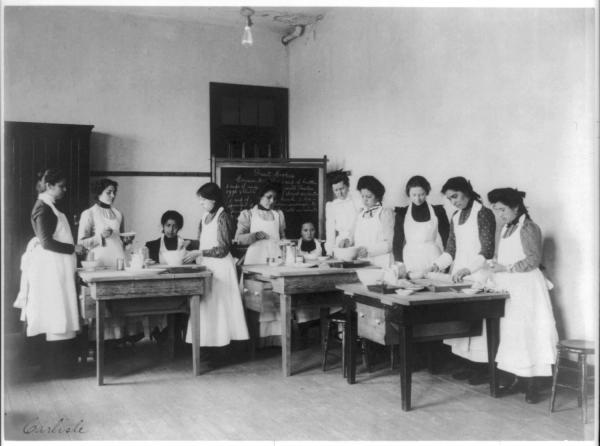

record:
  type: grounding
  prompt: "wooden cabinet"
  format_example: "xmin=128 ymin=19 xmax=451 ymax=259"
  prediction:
xmin=3 ymin=121 xmax=94 ymax=333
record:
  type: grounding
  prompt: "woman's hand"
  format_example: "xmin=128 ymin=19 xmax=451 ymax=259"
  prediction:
xmin=452 ymin=268 xmax=471 ymax=283
xmin=74 ymin=244 xmax=86 ymax=256
xmin=429 ymin=263 xmax=440 ymax=273
xmin=183 ymin=250 xmax=201 ymax=264
xmin=101 ymin=227 xmax=113 ymax=238
xmin=253 ymin=231 xmax=269 ymax=241
xmin=337 ymin=238 xmax=351 ymax=248
xmin=356 ymin=247 xmax=368 ymax=258
xmin=488 ymin=260 xmax=508 ymax=273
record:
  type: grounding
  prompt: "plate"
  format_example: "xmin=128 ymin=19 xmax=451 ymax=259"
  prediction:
xmin=317 ymin=256 xmax=329 ymax=261
xmin=461 ymin=287 xmax=483 ymax=295
xmin=395 ymin=289 xmax=414 ymax=296
xmin=288 ymin=263 xmax=317 ymax=268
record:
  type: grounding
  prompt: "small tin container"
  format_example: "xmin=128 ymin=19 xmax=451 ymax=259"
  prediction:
xmin=116 ymin=257 xmax=125 ymax=271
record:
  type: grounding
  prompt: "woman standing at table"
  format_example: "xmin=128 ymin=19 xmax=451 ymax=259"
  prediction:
xmin=78 ymin=179 xmax=143 ymax=343
xmin=235 ymin=182 xmax=286 ymax=344
xmin=18 ymin=169 xmax=85 ymax=372
xmin=431 ymin=176 xmax=496 ymax=384
xmin=487 ymin=188 xmax=558 ymax=404
xmin=325 ymin=170 xmax=359 ymax=254
xmin=185 ymin=183 xmax=248 ymax=356
xmin=393 ymin=175 xmax=450 ymax=274
xmin=354 ymin=175 xmax=395 ymax=268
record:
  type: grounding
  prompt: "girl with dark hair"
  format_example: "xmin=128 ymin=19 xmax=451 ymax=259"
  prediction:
xmin=78 ymin=178 xmax=126 ymax=267
xmin=14 ymin=169 xmax=85 ymax=372
xmin=487 ymin=188 xmax=558 ymax=404
xmin=145 ymin=210 xmax=196 ymax=263
xmin=325 ymin=170 xmax=359 ymax=254
xmin=235 ymin=181 xmax=286 ymax=344
xmin=353 ymin=175 xmax=395 ymax=267
xmin=392 ymin=175 xmax=450 ymax=274
xmin=431 ymin=176 xmax=496 ymax=384
xmin=78 ymin=178 xmax=144 ymax=343
xmin=185 ymin=182 xmax=249 ymax=350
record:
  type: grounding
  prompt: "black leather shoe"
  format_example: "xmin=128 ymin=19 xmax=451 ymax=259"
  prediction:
xmin=524 ymin=379 xmax=539 ymax=404
xmin=498 ymin=377 xmax=523 ymax=396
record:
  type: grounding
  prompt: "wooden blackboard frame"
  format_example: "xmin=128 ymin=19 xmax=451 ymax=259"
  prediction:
xmin=212 ymin=157 xmax=328 ymax=240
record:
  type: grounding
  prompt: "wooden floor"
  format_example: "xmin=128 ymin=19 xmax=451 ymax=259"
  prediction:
xmin=3 ymin=339 xmax=596 ymax=441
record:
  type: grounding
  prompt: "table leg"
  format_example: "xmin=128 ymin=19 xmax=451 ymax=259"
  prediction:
xmin=320 ymin=307 xmax=329 ymax=366
xmin=96 ymin=301 xmax=105 ymax=386
xmin=167 ymin=313 xmax=175 ymax=360
xmin=280 ymin=293 xmax=292 ymax=377
xmin=346 ymin=304 xmax=356 ymax=384
xmin=398 ymin=325 xmax=412 ymax=411
xmin=485 ymin=317 xmax=500 ymax=397
xmin=190 ymin=295 xmax=201 ymax=376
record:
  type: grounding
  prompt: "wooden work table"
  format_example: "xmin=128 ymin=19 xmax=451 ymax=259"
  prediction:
xmin=78 ymin=268 xmax=212 ymax=385
xmin=241 ymin=264 xmax=360 ymax=376
xmin=337 ymin=283 xmax=509 ymax=411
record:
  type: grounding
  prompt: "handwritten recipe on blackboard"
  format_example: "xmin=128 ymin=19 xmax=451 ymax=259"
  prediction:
xmin=220 ymin=166 xmax=320 ymax=238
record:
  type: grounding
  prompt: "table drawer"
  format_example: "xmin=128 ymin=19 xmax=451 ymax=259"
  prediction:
xmin=356 ymin=303 xmax=399 ymax=345
xmin=242 ymin=279 xmax=279 ymax=312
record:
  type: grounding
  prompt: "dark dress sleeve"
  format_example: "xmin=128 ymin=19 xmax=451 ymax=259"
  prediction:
xmin=433 ymin=205 xmax=450 ymax=249
xmin=145 ymin=239 xmax=160 ymax=263
xmin=392 ymin=206 xmax=408 ymax=262
xmin=444 ymin=211 xmax=458 ymax=258
xmin=31 ymin=201 xmax=74 ymax=255
xmin=477 ymin=206 xmax=496 ymax=260
xmin=511 ymin=218 xmax=543 ymax=272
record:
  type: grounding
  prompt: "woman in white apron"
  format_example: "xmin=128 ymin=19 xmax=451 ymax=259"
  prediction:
xmin=354 ymin=175 xmax=395 ymax=268
xmin=487 ymin=188 xmax=558 ymax=404
xmin=235 ymin=182 xmax=286 ymax=346
xmin=393 ymin=175 xmax=450 ymax=274
xmin=325 ymin=170 xmax=359 ymax=253
xmin=78 ymin=179 xmax=144 ymax=342
xmin=186 ymin=183 xmax=249 ymax=352
xmin=19 ymin=169 xmax=85 ymax=371
xmin=432 ymin=177 xmax=496 ymax=384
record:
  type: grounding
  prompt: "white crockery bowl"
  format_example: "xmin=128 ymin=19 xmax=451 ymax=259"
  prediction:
xmin=333 ymin=247 xmax=359 ymax=261
xmin=81 ymin=260 xmax=99 ymax=271
xmin=162 ymin=250 xmax=185 ymax=266
xmin=356 ymin=268 xmax=385 ymax=286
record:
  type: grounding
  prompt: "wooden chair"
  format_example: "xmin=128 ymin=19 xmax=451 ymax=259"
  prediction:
xmin=549 ymin=339 xmax=595 ymax=423
xmin=322 ymin=312 xmax=371 ymax=376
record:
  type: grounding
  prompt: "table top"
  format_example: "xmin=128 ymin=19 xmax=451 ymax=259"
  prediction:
xmin=337 ymin=283 xmax=509 ymax=307
xmin=78 ymin=268 xmax=212 ymax=283
xmin=242 ymin=264 xmax=357 ymax=278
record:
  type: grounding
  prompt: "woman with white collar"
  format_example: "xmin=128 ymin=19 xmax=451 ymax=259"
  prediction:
xmin=145 ymin=210 xmax=196 ymax=264
xmin=235 ymin=182 xmax=286 ymax=345
xmin=393 ymin=175 xmax=450 ymax=274
xmin=325 ymin=170 xmax=359 ymax=254
xmin=487 ymin=187 xmax=558 ymax=404
xmin=354 ymin=175 xmax=395 ymax=268
xmin=24 ymin=169 xmax=85 ymax=371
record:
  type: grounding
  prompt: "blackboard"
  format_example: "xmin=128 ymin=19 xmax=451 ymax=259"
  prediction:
xmin=213 ymin=158 xmax=327 ymax=241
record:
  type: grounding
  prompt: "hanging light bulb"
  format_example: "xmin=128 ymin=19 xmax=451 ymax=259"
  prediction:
xmin=240 ymin=7 xmax=254 ymax=47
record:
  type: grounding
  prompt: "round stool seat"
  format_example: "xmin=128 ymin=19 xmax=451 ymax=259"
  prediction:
xmin=558 ymin=339 xmax=595 ymax=354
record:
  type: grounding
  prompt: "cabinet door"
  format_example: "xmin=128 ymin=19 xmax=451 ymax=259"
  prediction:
xmin=3 ymin=121 xmax=93 ymax=333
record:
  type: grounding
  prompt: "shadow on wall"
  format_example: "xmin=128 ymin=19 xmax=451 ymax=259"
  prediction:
xmin=90 ymin=132 xmax=137 ymax=171
xmin=542 ymin=236 xmax=564 ymax=339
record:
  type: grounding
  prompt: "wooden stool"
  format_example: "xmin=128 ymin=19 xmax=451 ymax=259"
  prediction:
xmin=322 ymin=313 xmax=371 ymax=376
xmin=549 ymin=339 xmax=595 ymax=423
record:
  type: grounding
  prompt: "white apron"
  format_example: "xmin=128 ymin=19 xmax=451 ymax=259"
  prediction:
xmin=88 ymin=205 xmax=125 ymax=268
xmin=493 ymin=215 xmax=558 ymax=377
xmin=403 ymin=202 xmax=443 ymax=273
xmin=242 ymin=208 xmax=282 ymax=338
xmin=158 ymin=236 xmax=186 ymax=264
xmin=444 ymin=200 xmax=489 ymax=363
xmin=26 ymin=194 xmax=80 ymax=341
xmin=354 ymin=206 xmax=393 ymax=268
xmin=186 ymin=208 xmax=249 ymax=346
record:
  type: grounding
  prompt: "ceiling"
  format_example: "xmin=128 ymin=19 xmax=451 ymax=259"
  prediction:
xmin=92 ymin=6 xmax=331 ymax=34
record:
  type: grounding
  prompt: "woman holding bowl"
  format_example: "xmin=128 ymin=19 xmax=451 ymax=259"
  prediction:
xmin=487 ymin=187 xmax=558 ymax=404
xmin=393 ymin=175 xmax=450 ymax=275
xmin=185 ymin=183 xmax=248 ymax=356
xmin=431 ymin=176 xmax=496 ymax=384
xmin=19 ymin=169 xmax=85 ymax=372
xmin=235 ymin=182 xmax=286 ymax=344
xmin=78 ymin=178 xmax=143 ymax=343
xmin=353 ymin=175 xmax=395 ymax=268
